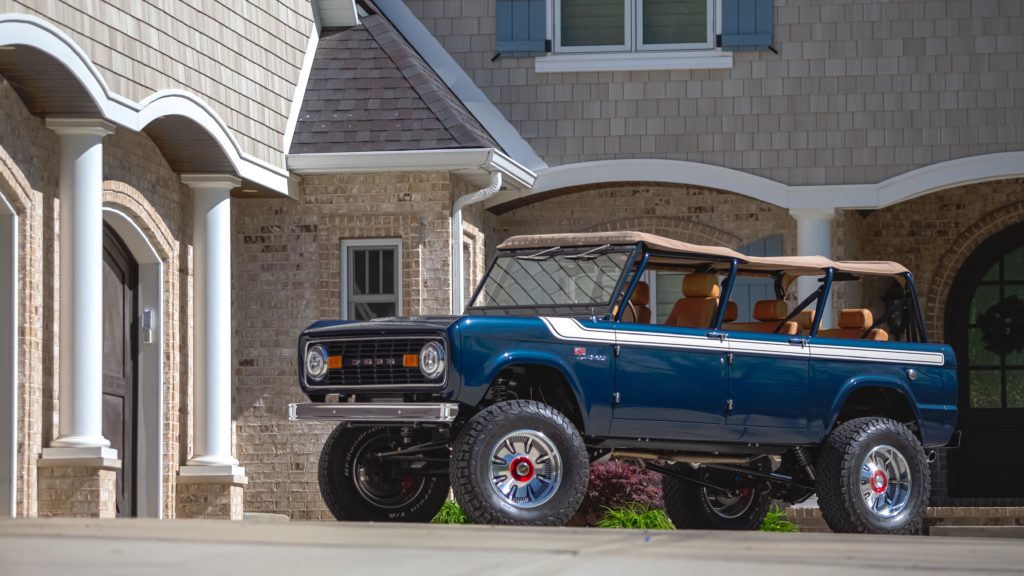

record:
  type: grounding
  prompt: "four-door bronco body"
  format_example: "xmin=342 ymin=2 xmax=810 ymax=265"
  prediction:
xmin=291 ymin=231 xmax=957 ymax=534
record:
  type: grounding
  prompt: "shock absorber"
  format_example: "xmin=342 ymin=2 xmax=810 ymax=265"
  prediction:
xmin=793 ymin=446 xmax=816 ymax=481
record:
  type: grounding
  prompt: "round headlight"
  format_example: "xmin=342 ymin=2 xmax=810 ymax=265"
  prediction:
xmin=306 ymin=344 xmax=329 ymax=382
xmin=419 ymin=341 xmax=446 ymax=380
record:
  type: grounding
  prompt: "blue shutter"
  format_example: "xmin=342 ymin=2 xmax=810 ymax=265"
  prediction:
xmin=720 ymin=0 xmax=773 ymax=51
xmin=496 ymin=0 xmax=548 ymax=53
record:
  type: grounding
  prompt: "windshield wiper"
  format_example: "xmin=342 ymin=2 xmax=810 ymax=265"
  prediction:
xmin=516 ymin=246 xmax=561 ymax=261
xmin=565 ymin=244 xmax=613 ymax=260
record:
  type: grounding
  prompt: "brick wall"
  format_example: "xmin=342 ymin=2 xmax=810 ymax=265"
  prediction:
xmin=232 ymin=171 xmax=457 ymax=519
xmin=2 ymin=1 xmax=314 ymax=166
xmin=405 ymin=0 xmax=1024 ymax=184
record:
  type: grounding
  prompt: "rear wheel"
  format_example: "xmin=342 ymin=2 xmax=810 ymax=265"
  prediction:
xmin=450 ymin=400 xmax=588 ymax=525
xmin=318 ymin=425 xmax=449 ymax=522
xmin=662 ymin=466 xmax=771 ymax=530
xmin=817 ymin=417 xmax=930 ymax=534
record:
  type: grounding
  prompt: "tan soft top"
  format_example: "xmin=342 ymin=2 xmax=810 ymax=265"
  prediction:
xmin=497 ymin=231 xmax=910 ymax=278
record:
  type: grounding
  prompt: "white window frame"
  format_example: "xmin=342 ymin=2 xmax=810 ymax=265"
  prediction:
xmin=340 ymin=239 xmax=402 ymax=321
xmin=554 ymin=0 xmax=714 ymax=53
xmin=554 ymin=0 xmax=632 ymax=54
xmin=636 ymin=0 xmax=715 ymax=51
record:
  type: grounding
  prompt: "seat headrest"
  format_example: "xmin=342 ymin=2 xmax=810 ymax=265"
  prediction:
xmin=723 ymin=301 xmax=738 ymax=322
xmin=796 ymin=309 xmax=815 ymax=330
xmin=630 ymin=281 xmax=650 ymax=306
xmin=682 ymin=273 xmax=720 ymax=298
xmin=753 ymin=300 xmax=788 ymax=321
xmin=838 ymin=308 xmax=873 ymax=329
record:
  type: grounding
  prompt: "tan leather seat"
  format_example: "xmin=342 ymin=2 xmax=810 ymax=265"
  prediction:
xmin=723 ymin=301 xmax=738 ymax=323
xmin=665 ymin=273 xmax=720 ymax=328
xmin=796 ymin=309 xmax=815 ymax=334
xmin=818 ymin=308 xmax=889 ymax=341
xmin=622 ymin=281 xmax=652 ymax=324
xmin=724 ymin=299 xmax=799 ymax=335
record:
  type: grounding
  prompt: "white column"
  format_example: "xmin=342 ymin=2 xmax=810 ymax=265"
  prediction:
xmin=46 ymin=119 xmax=116 ymax=452
xmin=792 ymin=209 xmax=836 ymax=330
xmin=181 ymin=175 xmax=243 ymax=477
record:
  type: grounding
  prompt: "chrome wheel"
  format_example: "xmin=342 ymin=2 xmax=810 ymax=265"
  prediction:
xmin=488 ymin=429 xmax=562 ymax=509
xmin=701 ymin=487 xmax=756 ymax=520
xmin=859 ymin=444 xmax=912 ymax=519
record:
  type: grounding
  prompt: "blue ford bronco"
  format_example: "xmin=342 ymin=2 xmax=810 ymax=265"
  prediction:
xmin=290 ymin=231 xmax=957 ymax=534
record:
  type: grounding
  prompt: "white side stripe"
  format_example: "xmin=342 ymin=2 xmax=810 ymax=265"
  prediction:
xmin=539 ymin=317 xmax=946 ymax=366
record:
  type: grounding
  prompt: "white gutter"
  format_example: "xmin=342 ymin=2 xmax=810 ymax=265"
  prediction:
xmin=452 ymin=171 xmax=502 ymax=314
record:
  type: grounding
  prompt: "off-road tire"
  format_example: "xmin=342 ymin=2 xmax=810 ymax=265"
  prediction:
xmin=450 ymin=400 xmax=588 ymax=525
xmin=662 ymin=466 xmax=771 ymax=530
xmin=319 ymin=425 xmax=449 ymax=522
xmin=817 ymin=417 xmax=930 ymax=534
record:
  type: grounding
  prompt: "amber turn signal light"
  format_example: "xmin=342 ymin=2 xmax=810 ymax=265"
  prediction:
xmin=403 ymin=354 xmax=419 ymax=368
xmin=327 ymin=355 xmax=343 ymax=369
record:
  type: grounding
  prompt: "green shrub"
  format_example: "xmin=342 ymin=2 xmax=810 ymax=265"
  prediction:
xmin=596 ymin=502 xmax=675 ymax=530
xmin=758 ymin=504 xmax=799 ymax=532
xmin=431 ymin=499 xmax=471 ymax=524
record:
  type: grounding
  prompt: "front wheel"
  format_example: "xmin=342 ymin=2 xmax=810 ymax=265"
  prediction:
xmin=318 ymin=425 xmax=449 ymax=522
xmin=450 ymin=400 xmax=589 ymax=525
xmin=662 ymin=466 xmax=771 ymax=530
xmin=816 ymin=417 xmax=930 ymax=534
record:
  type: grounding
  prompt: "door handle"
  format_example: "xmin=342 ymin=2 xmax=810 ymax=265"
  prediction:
xmin=788 ymin=337 xmax=807 ymax=347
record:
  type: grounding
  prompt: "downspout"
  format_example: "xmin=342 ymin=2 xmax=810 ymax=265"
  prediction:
xmin=452 ymin=171 xmax=502 ymax=314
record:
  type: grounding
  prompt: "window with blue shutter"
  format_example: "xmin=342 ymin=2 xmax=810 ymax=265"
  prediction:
xmin=496 ymin=0 xmax=548 ymax=54
xmin=720 ymin=0 xmax=773 ymax=51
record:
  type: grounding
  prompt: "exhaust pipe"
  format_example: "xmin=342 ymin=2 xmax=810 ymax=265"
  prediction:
xmin=927 ymin=450 xmax=937 ymax=463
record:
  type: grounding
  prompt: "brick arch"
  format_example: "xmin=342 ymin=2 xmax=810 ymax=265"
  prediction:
xmin=0 ymin=145 xmax=32 ymax=215
xmin=102 ymin=182 xmax=175 ymax=263
xmin=925 ymin=201 xmax=1024 ymax=341
xmin=588 ymin=216 xmax=743 ymax=249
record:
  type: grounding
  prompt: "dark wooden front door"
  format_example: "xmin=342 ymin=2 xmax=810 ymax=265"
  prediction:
xmin=102 ymin=225 xmax=138 ymax=516
xmin=946 ymin=222 xmax=1024 ymax=498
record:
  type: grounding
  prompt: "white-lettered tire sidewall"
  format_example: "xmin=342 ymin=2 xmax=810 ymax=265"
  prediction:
xmin=846 ymin=428 xmax=928 ymax=532
xmin=453 ymin=401 xmax=588 ymax=526
xmin=319 ymin=425 xmax=449 ymax=523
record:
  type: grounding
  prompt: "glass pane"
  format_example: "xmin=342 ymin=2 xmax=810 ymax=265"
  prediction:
xmin=1007 ymin=371 xmax=1024 ymax=408
xmin=1005 ymin=247 xmax=1024 ymax=281
xmin=981 ymin=260 xmax=999 ymax=283
xmin=472 ymin=249 xmax=631 ymax=308
xmin=969 ymin=370 xmax=1002 ymax=408
xmin=368 ymin=250 xmax=381 ymax=294
xmin=969 ymin=327 xmax=1001 ymax=366
xmin=656 ymin=271 xmax=684 ymax=322
xmin=351 ymin=301 xmax=396 ymax=321
xmin=351 ymin=249 xmax=367 ymax=295
xmin=383 ymin=249 xmax=395 ymax=295
xmin=561 ymin=0 xmax=625 ymax=47
xmin=969 ymin=285 xmax=1000 ymax=323
xmin=643 ymin=0 xmax=707 ymax=45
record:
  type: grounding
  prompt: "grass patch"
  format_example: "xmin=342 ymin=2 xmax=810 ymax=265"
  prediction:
xmin=596 ymin=502 xmax=675 ymax=530
xmin=758 ymin=504 xmax=799 ymax=532
xmin=431 ymin=499 xmax=471 ymax=524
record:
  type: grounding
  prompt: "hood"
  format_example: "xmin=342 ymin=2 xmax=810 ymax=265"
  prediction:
xmin=303 ymin=316 xmax=461 ymax=336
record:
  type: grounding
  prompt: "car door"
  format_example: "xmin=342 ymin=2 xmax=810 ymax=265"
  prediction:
xmin=725 ymin=331 xmax=810 ymax=436
xmin=609 ymin=322 xmax=729 ymax=440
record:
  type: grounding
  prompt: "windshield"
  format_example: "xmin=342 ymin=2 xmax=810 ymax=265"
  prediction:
xmin=469 ymin=247 xmax=633 ymax=309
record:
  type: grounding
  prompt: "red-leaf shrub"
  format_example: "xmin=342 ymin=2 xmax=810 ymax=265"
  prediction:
xmin=571 ymin=461 xmax=664 ymax=526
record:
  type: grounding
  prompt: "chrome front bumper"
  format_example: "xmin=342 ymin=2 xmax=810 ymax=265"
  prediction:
xmin=288 ymin=402 xmax=459 ymax=423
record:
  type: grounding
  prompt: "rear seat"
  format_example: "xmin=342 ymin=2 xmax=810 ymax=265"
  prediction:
xmin=818 ymin=309 xmax=889 ymax=341
xmin=724 ymin=300 xmax=799 ymax=335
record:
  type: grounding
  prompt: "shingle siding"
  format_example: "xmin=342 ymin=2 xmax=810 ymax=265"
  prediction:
xmin=405 ymin=0 xmax=1024 ymax=185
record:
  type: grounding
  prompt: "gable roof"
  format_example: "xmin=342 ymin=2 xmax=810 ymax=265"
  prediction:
xmin=289 ymin=3 xmax=498 ymax=155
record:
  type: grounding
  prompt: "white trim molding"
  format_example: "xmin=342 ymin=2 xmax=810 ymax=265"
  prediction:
xmin=535 ymin=50 xmax=732 ymax=73
xmin=283 ymin=5 xmax=322 ymax=156
xmin=102 ymin=208 xmax=164 ymax=518
xmin=0 ymin=14 xmax=291 ymax=196
xmin=372 ymin=0 xmax=548 ymax=172
xmin=0 ymin=193 xmax=15 ymax=517
xmin=288 ymin=148 xmax=537 ymax=190
xmin=487 ymin=153 xmax=1024 ymax=212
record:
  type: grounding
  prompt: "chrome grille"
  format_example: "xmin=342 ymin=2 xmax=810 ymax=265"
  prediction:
xmin=307 ymin=336 xmax=444 ymax=388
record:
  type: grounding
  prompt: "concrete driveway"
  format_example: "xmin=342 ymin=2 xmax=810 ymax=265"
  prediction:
xmin=1 ymin=518 xmax=1021 ymax=576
